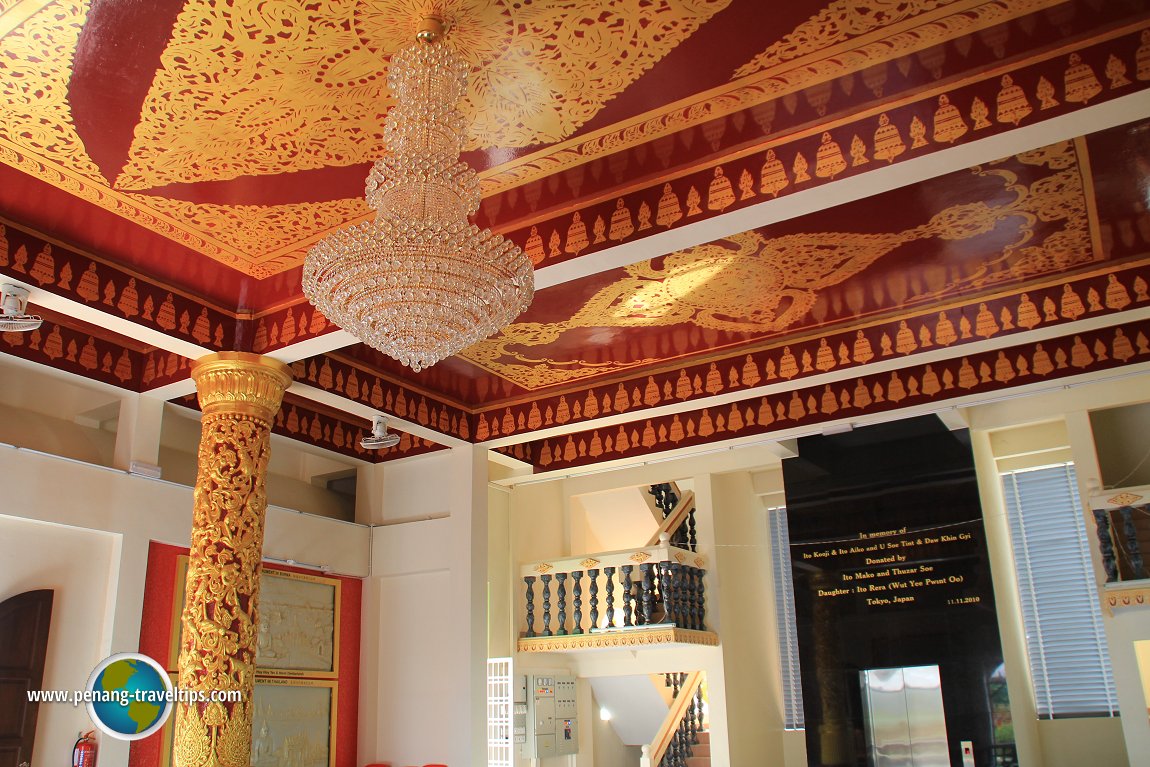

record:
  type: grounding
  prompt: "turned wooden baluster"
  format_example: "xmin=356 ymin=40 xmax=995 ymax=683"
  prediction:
xmin=665 ymin=562 xmax=681 ymax=625
xmin=588 ymin=568 xmax=600 ymax=630
xmin=524 ymin=576 xmax=536 ymax=637
xmin=1092 ymin=509 xmax=1119 ymax=582
xmin=695 ymin=568 xmax=707 ymax=630
xmin=603 ymin=566 xmax=616 ymax=628
xmin=1119 ymin=506 xmax=1147 ymax=578
xmin=541 ymin=573 xmax=553 ymax=637
xmin=620 ymin=564 xmax=634 ymax=627
xmin=687 ymin=567 xmax=699 ymax=629
xmin=695 ymin=685 xmax=705 ymax=738
xmin=571 ymin=570 xmax=584 ymax=634
xmin=640 ymin=563 xmax=655 ymax=625
xmin=556 ymin=572 xmax=568 ymax=635
xmin=685 ymin=689 xmax=694 ymax=745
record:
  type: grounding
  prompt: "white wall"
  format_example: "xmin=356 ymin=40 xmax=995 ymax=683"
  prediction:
xmin=0 ymin=443 xmax=370 ymax=766
xmin=357 ymin=446 xmax=488 ymax=767
xmin=0 ymin=516 xmax=117 ymax=766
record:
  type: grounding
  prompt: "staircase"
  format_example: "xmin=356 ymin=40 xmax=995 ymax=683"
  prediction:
xmin=684 ymin=730 xmax=710 ymax=767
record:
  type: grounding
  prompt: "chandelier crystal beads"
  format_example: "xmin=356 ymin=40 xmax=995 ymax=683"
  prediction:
xmin=303 ymin=19 xmax=534 ymax=372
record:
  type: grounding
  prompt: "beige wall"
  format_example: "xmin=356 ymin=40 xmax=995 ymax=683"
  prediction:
xmin=0 ymin=443 xmax=369 ymax=766
xmin=0 ymin=516 xmax=117 ymax=766
xmin=590 ymin=688 xmax=643 ymax=767
xmin=1035 ymin=718 xmax=1129 ymax=767
xmin=1138 ymin=640 xmax=1150 ymax=715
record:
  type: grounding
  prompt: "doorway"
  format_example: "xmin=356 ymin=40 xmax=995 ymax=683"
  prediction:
xmin=860 ymin=664 xmax=950 ymax=767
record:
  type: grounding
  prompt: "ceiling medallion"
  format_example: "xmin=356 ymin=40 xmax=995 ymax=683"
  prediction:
xmin=303 ymin=14 xmax=533 ymax=372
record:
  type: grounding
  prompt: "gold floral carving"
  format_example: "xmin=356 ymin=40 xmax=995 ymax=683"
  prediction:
xmin=115 ymin=0 xmax=730 ymax=190
xmin=0 ymin=2 xmax=342 ymax=277
xmin=463 ymin=140 xmax=1090 ymax=390
xmin=175 ymin=353 xmax=291 ymax=767
xmin=127 ymin=195 xmax=370 ymax=275
xmin=630 ymin=552 xmax=652 ymax=563
xmin=1107 ymin=492 xmax=1144 ymax=505
xmin=534 ymin=563 xmax=554 ymax=574
xmin=580 ymin=558 xmax=600 ymax=569
xmin=481 ymin=0 xmax=1062 ymax=194
xmin=730 ymin=0 xmax=1066 ymax=79
xmin=0 ymin=1 xmax=102 ymax=184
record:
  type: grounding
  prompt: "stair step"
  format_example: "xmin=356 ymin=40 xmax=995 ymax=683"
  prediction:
xmin=685 ymin=757 xmax=710 ymax=767
xmin=691 ymin=743 xmax=710 ymax=757
xmin=695 ymin=731 xmax=710 ymax=745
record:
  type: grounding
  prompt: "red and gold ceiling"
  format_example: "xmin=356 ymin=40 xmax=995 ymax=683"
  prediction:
xmin=2 ymin=0 xmax=1150 ymax=470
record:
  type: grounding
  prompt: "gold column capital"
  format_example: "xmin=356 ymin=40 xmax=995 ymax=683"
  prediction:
xmin=191 ymin=351 xmax=292 ymax=421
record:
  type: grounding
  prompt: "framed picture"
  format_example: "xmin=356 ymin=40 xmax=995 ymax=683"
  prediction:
xmin=159 ymin=679 xmax=337 ymax=767
xmin=170 ymin=556 xmax=341 ymax=677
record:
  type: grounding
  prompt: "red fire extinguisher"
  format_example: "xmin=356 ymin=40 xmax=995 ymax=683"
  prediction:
xmin=73 ymin=731 xmax=97 ymax=767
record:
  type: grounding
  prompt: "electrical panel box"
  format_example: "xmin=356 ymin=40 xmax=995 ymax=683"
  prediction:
xmin=520 ymin=674 xmax=579 ymax=759
xmin=555 ymin=676 xmax=578 ymax=756
xmin=513 ymin=674 xmax=528 ymax=745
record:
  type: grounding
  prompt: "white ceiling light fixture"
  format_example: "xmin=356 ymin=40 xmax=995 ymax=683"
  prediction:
xmin=303 ymin=13 xmax=534 ymax=372
xmin=0 ymin=284 xmax=43 ymax=332
xmin=360 ymin=414 xmax=401 ymax=450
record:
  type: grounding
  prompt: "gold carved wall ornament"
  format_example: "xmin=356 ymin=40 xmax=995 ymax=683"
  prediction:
xmin=114 ymin=0 xmax=730 ymax=191
xmin=463 ymin=140 xmax=1091 ymax=391
xmin=175 ymin=353 xmax=292 ymax=767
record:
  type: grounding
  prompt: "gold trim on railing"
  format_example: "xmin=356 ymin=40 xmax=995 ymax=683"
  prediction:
xmin=1102 ymin=583 xmax=1150 ymax=615
xmin=520 ymin=544 xmax=704 ymax=578
xmin=517 ymin=627 xmax=718 ymax=653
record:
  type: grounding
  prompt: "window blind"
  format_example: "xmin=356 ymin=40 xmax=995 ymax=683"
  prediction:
xmin=769 ymin=506 xmax=805 ymax=730
xmin=1001 ymin=463 xmax=1118 ymax=717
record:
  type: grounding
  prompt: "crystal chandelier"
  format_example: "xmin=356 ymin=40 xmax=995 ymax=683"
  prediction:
xmin=303 ymin=16 xmax=534 ymax=372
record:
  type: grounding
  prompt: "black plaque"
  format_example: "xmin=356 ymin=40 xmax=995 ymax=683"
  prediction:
xmin=782 ymin=416 xmax=1013 ymax=767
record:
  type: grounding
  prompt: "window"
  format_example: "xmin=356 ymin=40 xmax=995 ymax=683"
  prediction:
xmin=769 ymin=507 xmax=805 ymax=729
xmin=1001 ymin=463 xmax=1118 ymax=717
xmin=487 ymin=657 xmax=512 ymax=767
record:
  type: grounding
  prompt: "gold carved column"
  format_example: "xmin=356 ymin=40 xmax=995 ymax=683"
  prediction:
xmin=174 ymin=352 xmax=292 ymax=767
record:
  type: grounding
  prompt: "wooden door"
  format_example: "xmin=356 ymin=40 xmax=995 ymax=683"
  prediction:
xmin=0 ymin=590 xmax=54 ymax=767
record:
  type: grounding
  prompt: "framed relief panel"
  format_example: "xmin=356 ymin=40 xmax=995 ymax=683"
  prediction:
xmin=251 ymin=679 xmax=337 ymax=767
xmin=170 ymin=556 xmax=341 ymax=678
xmin=161 ymin=679 xmax=337 ymax=767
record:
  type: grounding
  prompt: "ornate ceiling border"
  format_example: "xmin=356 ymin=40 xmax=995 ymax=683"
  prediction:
xmin=477 ymin=0 xmax=1069 ymax=196
xmin=0 ymin=305 xmax=185 ymax=392
xmin=289 ymin=354 xmax=474 ymax=443
xmin=497 ymin=24 xmax=1150 ymax=271
xmin=522 ymin=315 xmax=1150 ymax=472
xmin=170 ymin=392 xmax=444 ymax=464
xmin=468 ymin=261 xmax=1150 ymax=441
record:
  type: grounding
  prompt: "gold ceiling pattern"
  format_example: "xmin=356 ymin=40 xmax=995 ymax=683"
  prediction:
xmin=462 ymin=139 xmax=1091 ymax=390
xmin=479 ymin=0 xmax=1061 ymax=195
xmin=115 ymin=0 xmax=731 ymax=191
xmin=0 ymin=0 xmax=102 ymax=184
xmin=733 ymin=0 xmax=960 ymax=79
xmin=127 ymin=194 xmax=369 ymax=275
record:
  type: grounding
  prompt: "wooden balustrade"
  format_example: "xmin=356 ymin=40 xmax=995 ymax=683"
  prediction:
xmin=649 ymin=483 xmax=697 ymax=552
xmin=519 ymin=544 xmax=711 ymax=646
xmin=1090 ymin=486 xmax=1150 ymax=584
xmin=640 ymin=671 xmax=705 ymax=767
